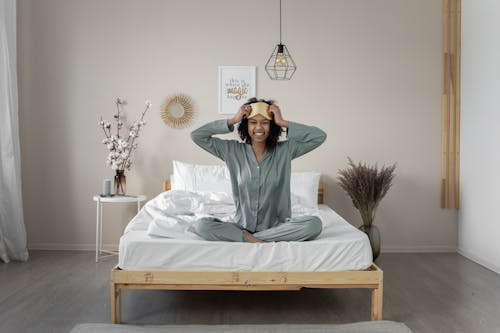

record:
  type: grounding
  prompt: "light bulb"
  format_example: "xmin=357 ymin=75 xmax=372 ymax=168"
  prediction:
xmin=276 ymin=53 xmax=287 ymax=67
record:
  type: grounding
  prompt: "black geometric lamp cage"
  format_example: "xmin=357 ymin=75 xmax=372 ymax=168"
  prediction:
xmin=265 ymin=0 xmax=297 ymax=80
xmin=265 ymin=44 xmax=297 ymax=80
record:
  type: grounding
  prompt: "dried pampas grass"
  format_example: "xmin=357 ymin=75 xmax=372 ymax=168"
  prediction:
xmin=337 ymin=157 xmax=396 ymax=227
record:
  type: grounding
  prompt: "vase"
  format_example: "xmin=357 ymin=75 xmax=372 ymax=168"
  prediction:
xmin=359 ymin=224 xmax=381 ymax=261
xmin=114 ymin=170 xmax=126 ymax=195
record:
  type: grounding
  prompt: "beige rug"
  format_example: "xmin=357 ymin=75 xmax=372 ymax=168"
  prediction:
xmin=70 ymin=321 xmax=413 ymax=333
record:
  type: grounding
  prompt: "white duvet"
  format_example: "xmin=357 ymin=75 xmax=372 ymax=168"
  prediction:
xmin=119 ymin=192 xmax=373 ymax=271
xmin=125 ymin=190 xmax=322 ymax=240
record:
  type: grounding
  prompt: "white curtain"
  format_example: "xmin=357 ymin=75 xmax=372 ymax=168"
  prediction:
xmin=0 ymin=0 xmax=28 ymax=263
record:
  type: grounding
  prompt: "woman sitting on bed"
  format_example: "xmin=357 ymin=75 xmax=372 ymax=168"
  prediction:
xmin=191 ymin=98 xmax=326 ymax=243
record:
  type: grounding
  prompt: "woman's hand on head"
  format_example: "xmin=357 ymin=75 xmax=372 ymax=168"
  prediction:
xmin=228 ymin=105 xmax=250 ymax=126
xmin=268 ymin=104 xmax=288 ymax=128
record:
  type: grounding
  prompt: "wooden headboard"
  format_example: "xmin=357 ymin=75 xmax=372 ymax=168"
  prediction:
xmin=317 ymin=181 xmax=326 ymax=204
xmin=163 ymin=180 xmax=326 ymax=204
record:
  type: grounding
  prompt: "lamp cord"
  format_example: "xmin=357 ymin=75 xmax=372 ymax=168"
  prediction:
xmin=279 ymin=0 xmax=282 ymax=44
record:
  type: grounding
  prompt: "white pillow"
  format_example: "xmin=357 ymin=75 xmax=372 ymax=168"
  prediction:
xmin=172 ymin=160 xmax=232 ymax=194
xmin=171 ymin=161 xmax=193 ymax=191
xmin=291 ymin=172 xmax=321 ymax=210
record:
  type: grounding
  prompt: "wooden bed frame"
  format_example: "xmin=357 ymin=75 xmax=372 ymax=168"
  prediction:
xmin=110 ymin=181 xmax=383 ymax=323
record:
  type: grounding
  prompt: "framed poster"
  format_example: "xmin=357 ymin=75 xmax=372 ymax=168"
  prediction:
xmin=218 ymin=66 xmax=256 ymax=115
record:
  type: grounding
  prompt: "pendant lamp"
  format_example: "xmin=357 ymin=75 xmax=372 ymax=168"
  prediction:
xmin=265 ymin=0 xmax=297 ymax=80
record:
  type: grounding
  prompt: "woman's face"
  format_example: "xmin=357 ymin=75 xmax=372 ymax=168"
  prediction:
xmin=247 ymin=114 xmax=270 ymax=144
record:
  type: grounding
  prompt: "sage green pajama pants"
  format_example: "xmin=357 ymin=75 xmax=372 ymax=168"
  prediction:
xmin=193 ymin=216 xmax=323 ymax=242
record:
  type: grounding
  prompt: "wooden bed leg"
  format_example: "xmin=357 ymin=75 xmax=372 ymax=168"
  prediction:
xmin=111 ymin=282 xmax=121 ymax=324
xmin=371 ymin=283 xmax=383 ymax=320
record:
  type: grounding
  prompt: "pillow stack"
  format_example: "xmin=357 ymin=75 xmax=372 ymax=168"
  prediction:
xmin=171 ymin=160 xmax=321 ymax=209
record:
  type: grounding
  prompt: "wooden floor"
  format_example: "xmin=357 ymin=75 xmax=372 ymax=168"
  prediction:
xmin=1 ymin=251 xmax=499 ymax=333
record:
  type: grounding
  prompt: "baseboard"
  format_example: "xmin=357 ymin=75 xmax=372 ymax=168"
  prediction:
xmin=28 ymin=243 xmax=118 ymax=252
xmin=457 ymin=248 xmax=500 ymax=275
xmin=381 ymin=245 xmax=456 ymax=253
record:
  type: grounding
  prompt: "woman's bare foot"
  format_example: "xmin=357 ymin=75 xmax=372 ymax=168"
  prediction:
xmin=243 ymin=230 xmax=265 ymax=243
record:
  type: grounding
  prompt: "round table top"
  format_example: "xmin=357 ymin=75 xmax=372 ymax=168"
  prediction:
xmin=93 ymin=194 xmax=147 ymax=203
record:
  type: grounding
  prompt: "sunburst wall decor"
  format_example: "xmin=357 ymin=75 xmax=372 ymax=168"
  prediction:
xmin=160 ymin=94 xmax=194 ymax=129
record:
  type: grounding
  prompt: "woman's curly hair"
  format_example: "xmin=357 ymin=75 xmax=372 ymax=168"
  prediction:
xmin=237 ymin=97 xmax=282 ymax=151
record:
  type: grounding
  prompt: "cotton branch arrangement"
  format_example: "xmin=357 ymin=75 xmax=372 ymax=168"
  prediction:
xmin=99 ymin=98 xmax=151 ymax=171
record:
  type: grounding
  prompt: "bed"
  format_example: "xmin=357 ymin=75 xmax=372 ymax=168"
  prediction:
xmin=110 ymin=164 xmax=383 ymax=323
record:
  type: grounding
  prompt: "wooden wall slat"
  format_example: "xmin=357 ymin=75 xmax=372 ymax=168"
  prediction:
xmin=441 ymin=0 xmax=461 ymax=209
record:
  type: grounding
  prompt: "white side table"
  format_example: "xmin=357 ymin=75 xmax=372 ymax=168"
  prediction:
xmin=93 ymin=195 xmax=147 ymax=262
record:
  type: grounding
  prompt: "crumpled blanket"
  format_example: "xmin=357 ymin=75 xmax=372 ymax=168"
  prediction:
xmin=124 ymin=190 xmax=319 ymax=240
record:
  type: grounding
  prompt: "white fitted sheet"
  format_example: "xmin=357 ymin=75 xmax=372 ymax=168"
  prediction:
xmin=118 ymin=204 xmax=372 ymax=272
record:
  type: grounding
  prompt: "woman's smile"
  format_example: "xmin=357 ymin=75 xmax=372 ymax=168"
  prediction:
xmin=248 ymin=114 xmax=270 ymax=143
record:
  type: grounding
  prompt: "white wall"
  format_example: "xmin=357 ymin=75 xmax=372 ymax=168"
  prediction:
xmin=17 ymin=0 xmax=457 ymax=252
xmin=459 ymin=0 xmax=500 ymax=274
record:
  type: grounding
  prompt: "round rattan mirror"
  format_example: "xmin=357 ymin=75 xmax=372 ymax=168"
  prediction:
xmin=160 ymin=94 xmax=194 ymax=129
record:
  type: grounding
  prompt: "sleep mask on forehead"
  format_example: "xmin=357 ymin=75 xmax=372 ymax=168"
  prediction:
xmin=248 ymin=102 xmax=271 ymax=120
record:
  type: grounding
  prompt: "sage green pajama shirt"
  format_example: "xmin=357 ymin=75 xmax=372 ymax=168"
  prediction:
xmin=190 ymin=119 xmax=327 ymax=242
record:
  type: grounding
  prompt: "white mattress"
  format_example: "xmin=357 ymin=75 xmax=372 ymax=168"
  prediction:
xmin=118 ymin=204 xmax=372 ymax=272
